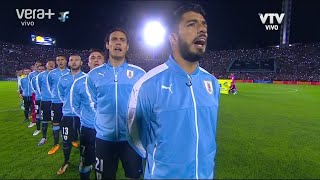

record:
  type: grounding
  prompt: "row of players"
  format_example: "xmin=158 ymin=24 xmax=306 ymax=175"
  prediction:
xmin=19 ymin=45 xmax=140 ymax=178
xmin=20 ymin=36 xmax=145 ymax=179
xmin=18 ymin=3 xmax=221 ymax=179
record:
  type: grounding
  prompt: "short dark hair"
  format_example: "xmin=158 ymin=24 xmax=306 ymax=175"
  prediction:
xmin=47 ymin=59 xmax=55 ymax=62
xmin=170 ymin=3 xmax=206 ymax=33
xmin=56 ymin=54 xmax=67 ymax=59
xmin=104 ymin=27 xmax=129 ymax=44
xmin=69 ymin=54 xmax=81 ymax=57
xmin=104 ymin=27 xmax=130 ymax=60
xmin=69 ymin=54 xmax=82 ymax=60
xmin=89 ymin=48 xmax=105 ymax=57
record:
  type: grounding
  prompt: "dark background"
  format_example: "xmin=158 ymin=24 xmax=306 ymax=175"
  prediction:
xmin=0 ymin=0 xmax=319 ymax=51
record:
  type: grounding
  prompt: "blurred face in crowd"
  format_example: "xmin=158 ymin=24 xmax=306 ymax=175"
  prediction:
xmin=16 ymin=70 xmax=23 ymax=76
xmin=171 ymin=11 xmax=208 ymax=62
xmin=106 ymin=31 xmax=129 ymax=61
xmin=30 ymin=65 xmax=35 ymax=71
xmin=56 ymin=56 xmax=67 ymax=69
xmin=46 ymin=60 xmax=55 ymax=71
xmin=37 ymin=65 xmax=45 ymax=73
xmin=88 ymin=51 xmax=104 ymax=70
xmin=24 ymin=69 xmax=31 ymax=75
xmin=68 ymin=55 xmax=82 ymax=71
xmin=34 ymin=61 xmax=42 ymax=69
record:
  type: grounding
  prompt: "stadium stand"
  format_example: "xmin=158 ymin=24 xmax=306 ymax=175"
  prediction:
xmin=0 ymin=41 xmax=319 ymax=81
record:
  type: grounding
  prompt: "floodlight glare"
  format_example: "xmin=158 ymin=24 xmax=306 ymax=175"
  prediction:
xmin=143 ymin=21 xmax=165 ymax=47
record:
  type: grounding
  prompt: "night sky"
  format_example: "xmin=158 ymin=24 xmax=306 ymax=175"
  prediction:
xmin=0 ymin=0 xmax=319 ymax=51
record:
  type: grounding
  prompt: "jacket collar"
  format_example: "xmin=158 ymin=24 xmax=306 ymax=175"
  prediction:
xmin=106 ymin=60 xmax=128 ymax=69
xmin=166 ymin=55 xmax=200 ymax=78
xmin=68 ymin=71 xmax=84 ymax=78
xmin=57 ymin=68 xmax=69 ymax=75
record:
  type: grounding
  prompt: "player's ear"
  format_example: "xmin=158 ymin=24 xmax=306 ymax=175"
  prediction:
xmin=169 ymin=33 xmax=178 ymax=45
xmin=106 ymin=42 xmax=110 ymax=50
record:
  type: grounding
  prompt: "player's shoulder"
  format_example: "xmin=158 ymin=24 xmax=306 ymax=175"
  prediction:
xmin=62 ymin=72 xmax=71 ymax=78
xmin=88 ymin=64 xmax=106 ymax=76
xmin=48 ymin=68 xmax=58 ymax=75
xmin=37 ymin=71 xmax=46 ymax=81
xmin=199 ymin=67 xmax=219 ymax=85
xmin=21 ymin=76 xmax=29 ymax=84
xmin=39 ymin=71 xmax=47 ymax=76
xmin=87 ymin=64 xmax=108 ymax=81
xmin=74 ymin=74 xmax=87 ymax=85
xmin=77 ymin=71 xmax=86 ymax=78
xmin=199 ymin=66 xmax=211 ymax=76
xmin=199 ymin=67 xmax=216 ymax=79
xmin=59 ymin=72 xmax=71 ymax=81
xmin=31 ymin=76 xmax=37 ymax=81
xmin=134 ymin=63 xmax=169 ymax=90
xmin=127 ymin=64 xmax=146 ymax=74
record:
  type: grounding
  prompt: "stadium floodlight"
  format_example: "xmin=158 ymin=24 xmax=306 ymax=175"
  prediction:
xmin=143 ymin=21 xmax=166 ymax=47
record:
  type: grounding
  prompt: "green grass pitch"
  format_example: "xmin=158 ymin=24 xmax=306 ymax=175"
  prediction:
xmin=0 ymin=81 xmax=319 ymax=179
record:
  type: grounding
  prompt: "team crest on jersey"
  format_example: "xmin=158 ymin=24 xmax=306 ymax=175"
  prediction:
xmin=204 ymin=80 xmax=213 ymax=95
xmin=127 ymin=70 xmax=134 ymax=79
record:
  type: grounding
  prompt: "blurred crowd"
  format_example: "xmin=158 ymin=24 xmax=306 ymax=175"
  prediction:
xmin=1 ymin=41 xmax=319 ymax=81
xmin=200 ymin=43 xmax=320 ymax=81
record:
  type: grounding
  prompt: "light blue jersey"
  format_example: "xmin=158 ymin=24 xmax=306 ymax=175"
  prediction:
xmin=70 ymin=75 xmax=94 ymax=129
xmin=85 ymin=61 xmax=145 ymax=141
xmin=37 ymin=71 xmax=52 ymax=101
xmin=31 ymin=76 xmax=41 ymax=100
xmin=28 ymin=71 xmax=38 ymax=95
xmin=20 ymin=76 xmax=32 ymax=96
xmin=47 ymin=68 xmax=70 ymax=103
xmin=128 ymin=56 xmax=220 ymax=179
xmin=58 ymin=71 xmax=86 ymax=116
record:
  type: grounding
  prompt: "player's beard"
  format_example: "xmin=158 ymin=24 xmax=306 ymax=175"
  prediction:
xmin=178 ymin=35 xmax=205 ymax=63
xmin=71 ymin=65 xmax=81 ymax=71
xmin=110 ymin=53 xmax=125 ymax=61
xmin=59 ymin=64 xmax=66 ymax=69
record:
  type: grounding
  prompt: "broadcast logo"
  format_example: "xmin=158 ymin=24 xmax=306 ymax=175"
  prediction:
xmin=16 ymin=9 xmax=69 ymax=26
xmin=258 ymin=13 xmax=285 ymax=31
xmin=58 ymin=11 xmax=69 ymax=22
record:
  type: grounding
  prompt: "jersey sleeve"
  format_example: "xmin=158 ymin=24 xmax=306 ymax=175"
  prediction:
xmin=57 ymin=76 xmax=65 ymax=103
xmin=127 ymin=83 xmax=152 ymax=158
xmin=70 ymin=79 xmax=81 ymax=117
xmin=85 ymin=73 xmax=97 ymax=112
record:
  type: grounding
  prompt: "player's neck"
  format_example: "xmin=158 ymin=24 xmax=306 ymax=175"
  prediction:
xmin=58 ymin=67 xmax=66 ymax=71
xmin=71 ymin=69 xmax=81 ymax=75
xmin=109 ymin=57 xmax=125 ymax=67
xmin=172 ymin=52 xmax=198 ymax=75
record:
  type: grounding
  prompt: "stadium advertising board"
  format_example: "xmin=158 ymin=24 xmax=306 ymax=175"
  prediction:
xmin=253 ymin=80 xmax=273 ymax=84
xmin=218 ymin=79 xmax=232 ymax=94
xmin=31 ymin=34 xmax=56 ymax=46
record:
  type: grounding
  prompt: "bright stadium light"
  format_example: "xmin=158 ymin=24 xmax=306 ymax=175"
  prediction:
xmin=143 ymin=21 xmax=166 ymax=47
